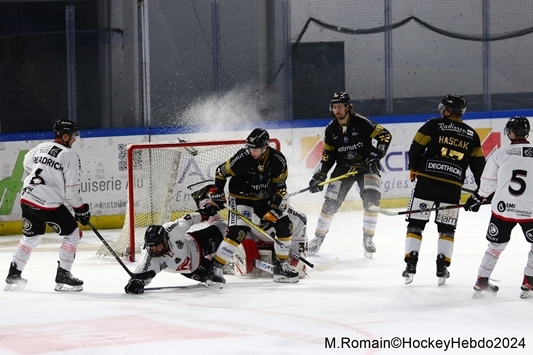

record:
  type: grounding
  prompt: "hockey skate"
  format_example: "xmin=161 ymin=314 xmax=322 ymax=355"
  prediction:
xmin=308 ymin=235 xmax=325 ymax=255
xmin=273 ymin=258 xmax=299 ymax=283
xmin=472 ymin=276 xmax=499 ymax=299
xmin=54 ymin=262 xmax=83 ymax=292
xmin=4 ymin=262 xmax=28 ymax=291
xmin=436 ymin=254 xmax=450 ymax=286
xmin=363 ymin=233 xmax=376 ymax=259
xmin=206 ymin=261 xmax=226 ymax=287
xmin=402 ymin=251 xmax=418 ymax=285
xmin=519 ymin=275 xmax=533 ymax=299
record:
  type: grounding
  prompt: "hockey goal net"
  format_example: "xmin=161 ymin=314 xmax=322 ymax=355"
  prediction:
xmin=96 ymin=138 xmax=280 ymax=261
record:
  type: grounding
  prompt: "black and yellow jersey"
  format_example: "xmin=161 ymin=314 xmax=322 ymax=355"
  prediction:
xmin=214 ymin=146 xmax=288 ymax=202
xmin=319 ymin=112 xmax=392 ymax=173
xmin=409 ymin=116 xmax=485 ymax=187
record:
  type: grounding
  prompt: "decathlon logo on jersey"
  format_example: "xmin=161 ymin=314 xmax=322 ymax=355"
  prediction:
xmin=522 ymin=147 xmax=533 ymax=157
xmin=425 ymin=159 xmax=462 ymax=179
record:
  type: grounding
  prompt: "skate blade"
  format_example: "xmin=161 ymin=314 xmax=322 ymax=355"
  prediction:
xmin=364 ymin=251 xmax=373 ymax=259
xmin=472 ymin=288 xmax=497 ymax=299
xmin=403 ymin=273 xmax=414 ymax=285
xmin=273 ymin=276 xmax=299 ymax=284
xmin=437 ymin=277 xmax=448 ymax=286
xmin=204 ymin=280 xmax=224 ymax=289
xmin=54 ymin=283 xmax=83 ymax=292
xmin=4 ymin=283 xmax=26 ymax=292
xmin=520 ymin=289 xmax=532 ymax=299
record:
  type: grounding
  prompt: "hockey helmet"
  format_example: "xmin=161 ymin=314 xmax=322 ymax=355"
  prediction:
xmin=438 ymin=94 xmax=467 ymax=116
xmin=144 ymin=225 xmax=169 ymax=256
xmin=329 ymin=92 xmax=351 ymax=111
xmin=504 ymin=116 xmax=530 ymax=138
xmin=53 ymin=119 xmax=80 ymax=138
xmin=246 ymin=128 xmax=270 ymax=150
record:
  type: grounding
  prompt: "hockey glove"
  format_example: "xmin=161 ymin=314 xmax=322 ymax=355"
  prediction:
xmin=125 ymin=279 xmax=145 ymax=294
xmin=74 ymin=203 xmax=91 ymax=226
xmin=464 ymin=192 xmax=483 ymax=212
xmin=197 ymin=200 xmax=219 ymax=220
xmin=367 ymin=159 xmax=381 ymax=175
xmin=262 ymin=207 xmax=283 ymax=223
xmin=208 ymin=187 xmax=227 ymax=210
xmin=409 ymin=170 xmax=417 ymax=182
xmin=309 ymin=172 xmax=327 ymax=193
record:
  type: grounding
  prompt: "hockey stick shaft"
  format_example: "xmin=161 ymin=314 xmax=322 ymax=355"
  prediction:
xmin=288 ymin=170 xmax=361 ymax=197
xmin=226 ymin=206 xmax=338 ymax=271
xmin=87 ymin=221 xmax=155 ymax=280
xmin=369 ymin=201 xmax=490 ymax=216
xmin=143 ymin=284 xmax=206 ymax=291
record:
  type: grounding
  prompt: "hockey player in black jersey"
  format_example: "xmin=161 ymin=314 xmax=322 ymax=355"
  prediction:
xmin=208 ymin=128 xmax=299 ymax=283
xmin=402 ymin=94 xmax=485 ymax=286
xmin=308 ymin=92 xmax=392 ymax=258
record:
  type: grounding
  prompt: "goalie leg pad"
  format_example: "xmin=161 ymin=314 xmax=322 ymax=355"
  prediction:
xmin=233 ymin=239 xmax=259 ymax=276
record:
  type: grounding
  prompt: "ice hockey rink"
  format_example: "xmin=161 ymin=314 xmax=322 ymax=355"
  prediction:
xmin=1 ymin=205 xmax=532 ymax=355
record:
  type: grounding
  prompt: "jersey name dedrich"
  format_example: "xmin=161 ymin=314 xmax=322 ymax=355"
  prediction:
xmin=32 ymin=156 xmax=64 ymax=171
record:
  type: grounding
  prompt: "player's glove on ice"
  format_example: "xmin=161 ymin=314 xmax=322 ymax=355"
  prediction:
xmin=309 ymin=172 xmax=327 ymax=193
xmin=74 ymin=203 xmax=91 ymax=226
xmin=464 ymin=192 xmax=483 ymax=212
xmin=125 ymin=279 xmax=145 ymax=294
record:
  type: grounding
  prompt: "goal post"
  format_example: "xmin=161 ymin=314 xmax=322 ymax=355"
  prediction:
xmin=96 ymin=138 xmax=280 ymax=261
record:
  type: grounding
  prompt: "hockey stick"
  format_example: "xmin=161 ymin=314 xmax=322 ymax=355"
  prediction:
xmin=177 ymin=137 xmax=199 ymax=156
xmin=288 ymin=170 xmax=362 ymax=197
xmin=87 ymin=221 xmax=155 ymax=280
xmin=143 ymin=283 xmax=208 ymax=291
xmin=226 ymin=206 xmax=338 ymax=272
xmin=368 ymin=201 xmax=490 ymax=216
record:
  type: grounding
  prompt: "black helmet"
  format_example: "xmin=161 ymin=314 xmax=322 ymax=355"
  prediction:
xmin=53 ymin=119 xmax=79 ymax=138
xmin=438 ymin=94 xmax=467 ymax=116
xmin=144 ymin=225 xmax=169 ymax=256
xmin=504 ymin=116 xmax=530 ymax=138
xmin=329 ymin=92 xmax=351 ymax=111
xmin=246 ymin=128 xmax=269 ymax=149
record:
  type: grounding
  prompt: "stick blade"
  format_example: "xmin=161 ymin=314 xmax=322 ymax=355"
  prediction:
xmin=367 ymin=206 xmax=398 ymax=216
xmin=311 ymin=257 xmax=339 ymax=272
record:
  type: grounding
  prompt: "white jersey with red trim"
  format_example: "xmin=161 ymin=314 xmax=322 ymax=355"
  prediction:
xmin=479 ymin=140 xmax=533 ymax=222
xmin=20 ymin=141 xmax=84 ymax=209
xmin=133 ymin=213 xmax=226 ymax=282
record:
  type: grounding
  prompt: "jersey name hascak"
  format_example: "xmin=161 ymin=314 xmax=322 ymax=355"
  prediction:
xmin=33 ymin=156 xmax=64 ymax=171
xmin=425 ymin=159 xmax=463 ymax=179
xmin=438 ymin=136 xmax=469 ymax=150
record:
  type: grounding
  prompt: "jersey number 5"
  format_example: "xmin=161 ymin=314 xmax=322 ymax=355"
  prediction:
xmin=510 ymin=169 xmax=527 ymax=196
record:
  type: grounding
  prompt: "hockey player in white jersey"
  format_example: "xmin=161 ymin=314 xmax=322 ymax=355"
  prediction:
xmin=464 ymin=116 xmax=533 ymax=298
xmin=124 ymin=199 xmax=225 ymax=294
xmin=5 ymin=119 xmax=91 ymax=292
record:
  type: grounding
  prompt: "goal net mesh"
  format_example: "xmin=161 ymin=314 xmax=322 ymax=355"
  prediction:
xmin=96 ymin=139 xmax=279 ymax=261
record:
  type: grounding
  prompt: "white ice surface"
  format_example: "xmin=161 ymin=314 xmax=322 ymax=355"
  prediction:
xmin=1 ymin=205 xmax=532 ymax=355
